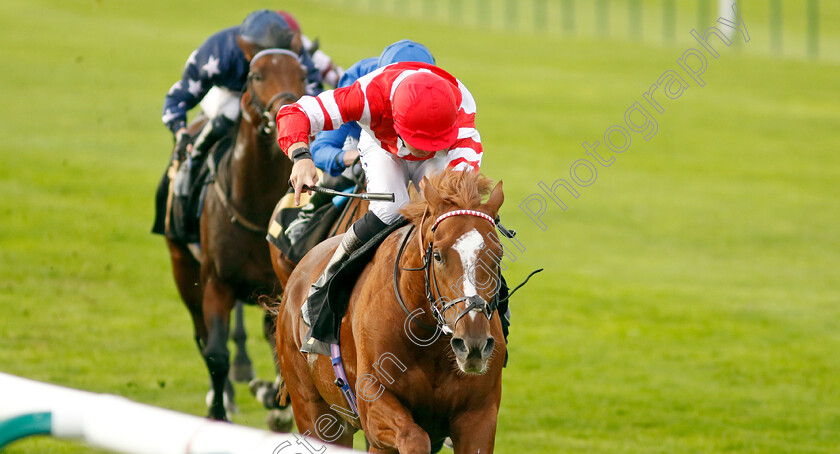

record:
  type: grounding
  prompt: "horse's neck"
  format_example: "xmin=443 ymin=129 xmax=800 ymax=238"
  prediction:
xmin=228 ymin=122 xmax=291 ymax=209
xmin=380 ymin=225 xmax=457 ymax=377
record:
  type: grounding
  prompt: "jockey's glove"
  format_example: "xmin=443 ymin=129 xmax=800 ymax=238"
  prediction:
xmin=174 ymin=130 xmax=192 ymax=161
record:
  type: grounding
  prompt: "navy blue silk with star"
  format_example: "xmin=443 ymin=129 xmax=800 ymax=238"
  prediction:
xmin=161 ymin=26 xmax=322 ymax=134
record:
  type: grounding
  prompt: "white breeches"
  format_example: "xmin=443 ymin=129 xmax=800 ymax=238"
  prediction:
xmin=200 ymin=87 xmax=241 ymax=121
xmin=358 ymin=131 xmax=449 ymax=225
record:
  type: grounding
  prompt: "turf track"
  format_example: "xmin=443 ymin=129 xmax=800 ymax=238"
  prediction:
xmin=1 ymin=1 xmax=838 ymax=452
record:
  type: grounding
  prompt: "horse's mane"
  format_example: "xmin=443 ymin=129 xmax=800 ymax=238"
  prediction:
xmin=401 ymin=170 xmax=495 ymax=226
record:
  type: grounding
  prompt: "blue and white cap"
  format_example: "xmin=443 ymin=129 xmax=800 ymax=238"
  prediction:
xmin=378 ymin=39 xmax=435 ymax=67
xmin=240 ymin=10 xmax=293 ymax=50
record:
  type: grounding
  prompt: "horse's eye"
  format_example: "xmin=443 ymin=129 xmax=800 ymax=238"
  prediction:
xmin=433 ymin=251 xmax=442 ymax=262
xmin=250 ymin=72 xmax=263 ymax=82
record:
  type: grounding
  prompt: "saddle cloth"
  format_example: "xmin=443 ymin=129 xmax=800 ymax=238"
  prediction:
xmin=151 ymin=134 xmax=233 ymax=244
xmin=266 ymin=189 xmax=343 ymax=264
xmin=309 ymin=219 xmax=409 ymax=345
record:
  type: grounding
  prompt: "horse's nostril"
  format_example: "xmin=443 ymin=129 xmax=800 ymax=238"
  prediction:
xmin=482 ymin=337 xmax=495 ymax=357
xmin=451 ymin=337 xmax=467 ymax=354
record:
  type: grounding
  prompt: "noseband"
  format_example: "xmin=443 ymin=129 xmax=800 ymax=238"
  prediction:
xmin=394 ymin=209 xmax=500 ymax=335
xmin=246 ymin=48 xmax=302 ymax=135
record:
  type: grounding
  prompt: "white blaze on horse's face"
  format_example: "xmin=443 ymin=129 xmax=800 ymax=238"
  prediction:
xmin=449 ymin=226 xmax=497 ymax=375
xmin=452 ymin=228 xmax=483 ymax=320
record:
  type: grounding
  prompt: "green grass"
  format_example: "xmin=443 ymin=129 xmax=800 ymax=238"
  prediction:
xmin=316 ymin=0 xmax=840 ymax=62
xmin=1 ymin=0 xmax=839 ymax=453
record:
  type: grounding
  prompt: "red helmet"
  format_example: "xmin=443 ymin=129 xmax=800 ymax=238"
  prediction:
xmin=392 ymin=72 xmax=459 ymax=152
xmin=276 ymin=10 xmax=301 ymax=33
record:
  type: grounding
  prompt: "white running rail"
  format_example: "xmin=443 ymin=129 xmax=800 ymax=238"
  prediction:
xmin=0 ymin=372 xmax=360 ymax=454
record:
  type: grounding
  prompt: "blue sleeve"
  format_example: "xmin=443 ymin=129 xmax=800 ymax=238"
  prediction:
xmin=161 ymin=48 xmax=205 ymax=133
xmin=312 ymin=124 xmax=351 ymax=176
xmin=337 ymin=57 xmax=379 ymax=88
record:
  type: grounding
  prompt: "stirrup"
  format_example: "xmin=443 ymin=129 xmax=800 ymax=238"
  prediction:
xmin=297 ymin=231 xmax=362 ymax=356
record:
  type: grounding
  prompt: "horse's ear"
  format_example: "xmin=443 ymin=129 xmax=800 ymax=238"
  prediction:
xmin=237 ymin=35 xmax=260 ymax=61
xmin=291 ymin=32 xmax=304 ymax=55
xmin=421 ymin=177 xmax=444 ymax=211
xmin=484 ymin=180 xmax=504 ymax=217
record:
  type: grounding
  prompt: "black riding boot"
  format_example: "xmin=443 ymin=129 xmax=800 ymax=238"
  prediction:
xmin=300 ymin=211 xmax=387 ymax=355
xmin=300 ymin=227 xmax=364 ymax=355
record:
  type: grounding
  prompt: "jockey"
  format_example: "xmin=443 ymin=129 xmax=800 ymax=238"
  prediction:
xmin=276 ymin=59 xmax=482 ymax=355
xmin=277 ymin=10 xmax=344 ymax=89
xmin=283 ymin=40 xmax=436 ymax=244
xmin=161 ymin=10 xmax=323 ymax=168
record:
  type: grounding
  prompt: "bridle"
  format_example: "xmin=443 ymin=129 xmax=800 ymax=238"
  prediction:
xmin=246 ymin=48 xmax=302 ymax=135
xmin=393 ymin=209 xmax=502 ymax=335
xmin=205 ymin=48 xmax=303 ymax=235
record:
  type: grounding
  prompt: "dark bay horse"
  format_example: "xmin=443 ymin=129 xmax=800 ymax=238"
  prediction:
xmin=165 ymin=47 xmax=304 ymax=421
xmin=276 ymin=171 xmax=506 ymax=453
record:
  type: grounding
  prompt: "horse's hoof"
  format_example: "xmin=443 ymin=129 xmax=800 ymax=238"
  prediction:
xmin=249 ymin=378 xmax=280 ymax=409
xmin=206 ymin=407 xmax=231 ymax=422
xmin=248 ymin=378 xmax=270 ymax=396
xmin=267 ymin=407 xmax=294 ymax=432
xmin=231 ymin=362 xmax=256 ymax=383
xmin=206 ymin=389 xmax=239 ymax=415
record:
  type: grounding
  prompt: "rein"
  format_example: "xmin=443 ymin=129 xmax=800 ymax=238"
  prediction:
xmin=393 ymin=209 xmax=543 ymax=334
xmin=393 ymin=225 xmax=438 ymax=333
xmin=206 ymin=151 xmax=268 ymax=235
xmin=249 ymin=90 xmax=298 ymax=135
xmin=204 ymin=48 xmax=303 ymax=235
xmin=247 ymin=48 xmax=302 ymax=135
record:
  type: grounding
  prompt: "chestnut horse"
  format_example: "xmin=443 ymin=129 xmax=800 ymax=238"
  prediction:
xmin=248 ymin=186 xmax=368 ymax=414
xmin=276 ymin=171 xmax=506 ymax=453
xmin=165 ymin=48 xmax=304 ymax=421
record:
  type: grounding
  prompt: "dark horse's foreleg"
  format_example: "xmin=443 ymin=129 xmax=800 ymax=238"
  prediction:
xmin=202 ymin=276 xmax=235 ymax=420
xmin=230 ymin=301 xmax=255 ymax=382
xmin=165 ymin=239 xmax=207 ymax=350
xmin=249 ymin=310 xmax=283 ymax=410
xmin=167 ymin=239 xmax=238 ymax=419
xmin=247 ymin=310 xmax=295 ymax=432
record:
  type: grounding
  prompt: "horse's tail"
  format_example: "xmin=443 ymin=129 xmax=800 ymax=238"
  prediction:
xmin=258 ymin=293 xmax=282 ymax=316
xmin=277 ymin=378 xmax=290 ymax=407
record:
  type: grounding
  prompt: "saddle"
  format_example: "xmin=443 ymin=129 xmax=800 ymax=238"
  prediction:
xmin=266 ymin=189 xmax=342 ymax=264
xmin=266 ymin=171 xmax=364 ymax=264
xmin=308 ymin=219 xmax=409 ymax=345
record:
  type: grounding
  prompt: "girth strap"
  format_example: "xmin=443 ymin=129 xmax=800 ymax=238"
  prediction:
xmin=393 ymin=225 xmax=439 ymax=333
xmin=330 ymin=343 xmax=359 ymax=417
